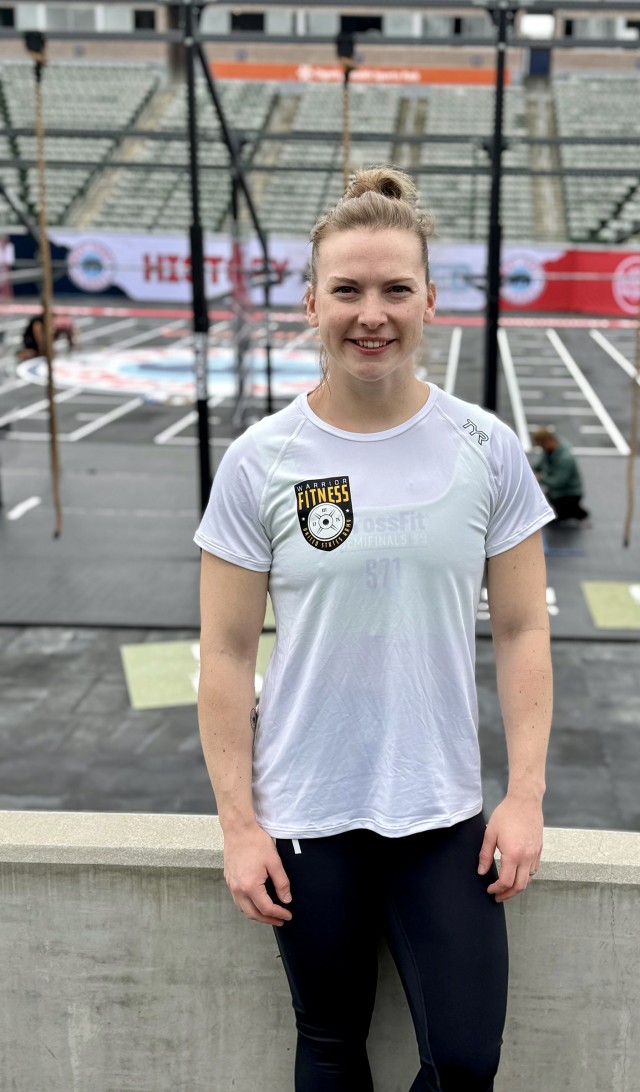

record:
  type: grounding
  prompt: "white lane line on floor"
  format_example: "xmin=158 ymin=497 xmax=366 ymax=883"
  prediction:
xmin=529 ymin=407 xmax=597 ymax=415
xmin=6 ymin=495 xmax=42 ymax=521
xmin=153 ymin=395 xmax=224 ymax=445
xmin=498 ymin=329 xmax=531 ymax=451
xmin=0 ymin=385 xmax=82 ymax=428
xmin=76 ymin=317 xmax=139 ymax=344
xmin=545 ymin=329 xmax=630 ymax=455
xmin=518 ymin=377 xmax=574 ymax=386
xmin=580 ymin=425 xmax=608 ymax=433
xmin=155 ymin=436 xmax=233 ymax=448
xmin=572 ymin=447 xmax=623 ymax=456
xmin=105 ymin=319 xmax=185 ymax=351
xmin=58 ymin=507 xmax=198 ymax=518
xmin=65 ymin=397 xmax=145 ymax=441
xmin=154 ymin=410 xmax=197 ymax=445
xmin=0 ymin=377 xmax=30 ymax=396
xmin=590 ymin=330 xmax=640 ymax=383
xmin=444 ymin=327 xmax=462 ymax=395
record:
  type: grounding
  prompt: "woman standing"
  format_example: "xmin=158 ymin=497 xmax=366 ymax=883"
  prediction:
xmin=195 ymin=167 xmax=554 ymax=1091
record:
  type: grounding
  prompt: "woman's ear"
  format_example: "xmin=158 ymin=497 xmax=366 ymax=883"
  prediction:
xmin=423 ymin=280 xmax=437 ymax=325
xmin=306 ymin=288 xmax=319 ymax=328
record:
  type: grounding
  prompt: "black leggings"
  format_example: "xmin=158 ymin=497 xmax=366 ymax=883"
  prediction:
xmin=271 ymin=813 xmax=508 ymax=1092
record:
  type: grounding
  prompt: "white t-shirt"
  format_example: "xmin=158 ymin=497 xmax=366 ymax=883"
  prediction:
xmin=195 ymin=385 xmax=554 ymax=839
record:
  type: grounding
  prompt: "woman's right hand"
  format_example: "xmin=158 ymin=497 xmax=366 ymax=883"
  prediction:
xmin=223 ymin=822 xmax=293 ymax=926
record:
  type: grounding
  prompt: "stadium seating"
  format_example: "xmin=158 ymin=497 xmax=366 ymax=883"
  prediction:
xmin=554 ymin=74 xmax=640 ymax=242
xmin=1 ymin=60 xmax=638 ymax=247
xmin=0 ymin=61 xmax=160 ymax=226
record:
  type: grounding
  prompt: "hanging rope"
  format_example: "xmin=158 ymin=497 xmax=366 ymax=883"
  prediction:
xmin=342 ymin=67 xmax=352 ymax=193
xmin=623 ymin=294 xmax=640 ymax=547
xmin=336 ymin=32 xmax=356 ymax=194
xmin=28 ymin=34 xmax=63 ymax=538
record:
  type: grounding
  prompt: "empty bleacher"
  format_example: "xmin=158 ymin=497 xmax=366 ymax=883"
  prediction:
xmin=89 ymin=80 xmax=275 ymax=233
xmin=0 ymin=61 xmax=160 ymax=226
xmin=2 ymin=60 xmax=639 ymax=248
xmin=554 ymin=74 xmax=640 ymax=243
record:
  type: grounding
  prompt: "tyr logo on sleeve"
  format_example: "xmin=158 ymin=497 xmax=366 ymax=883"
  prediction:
xmin=463 ymin=419 xmax=489 ymax=445
xmin=295 ymin=477 xmax=354 ymax=551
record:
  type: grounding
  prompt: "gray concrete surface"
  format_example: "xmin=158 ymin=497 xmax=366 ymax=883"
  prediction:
xmin=0 ymin=815 xmax=638 ymax=1092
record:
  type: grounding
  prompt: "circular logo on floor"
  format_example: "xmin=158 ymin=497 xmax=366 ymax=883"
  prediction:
xmin=17 ymin=346 xmax=320 ymax=402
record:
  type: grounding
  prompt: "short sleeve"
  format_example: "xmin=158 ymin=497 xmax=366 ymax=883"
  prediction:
xmin=485 ymin=421 xmax=555 ymax=557
xmin=194 ymin=433 xmax=272 ymax=572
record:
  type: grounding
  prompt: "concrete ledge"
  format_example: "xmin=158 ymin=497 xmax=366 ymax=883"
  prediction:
xmin=0 ymin=815 xmax=639 ymax=1091
xmin=0 ymin=812 xmax=639 ymax=880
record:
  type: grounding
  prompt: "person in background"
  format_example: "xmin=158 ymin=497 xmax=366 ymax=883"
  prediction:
xmin=532 ymin=425 xmax=590 ymax=523
xmin=17 ymin=311 xmax=76 ymax=362
xmin=196 ymin=166 xmax=555 ymax=1091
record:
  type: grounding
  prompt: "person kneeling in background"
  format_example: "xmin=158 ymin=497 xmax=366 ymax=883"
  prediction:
xmin=533 ymin=425 xmax=590 ymax=523
xmin=17 ymin=312 xmax=75 ymax=362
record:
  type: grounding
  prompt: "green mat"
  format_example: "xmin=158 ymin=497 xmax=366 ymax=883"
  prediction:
xmin=121 ymin=631 xmax=276 ymax=710
xmin=582 ymin=582 xmax=640 ymax=631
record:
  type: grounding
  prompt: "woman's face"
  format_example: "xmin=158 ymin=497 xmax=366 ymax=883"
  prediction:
xmin=306 ymin=228 xmax=436 ymax=390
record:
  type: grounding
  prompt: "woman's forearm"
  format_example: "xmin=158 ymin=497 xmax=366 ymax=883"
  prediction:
xmin=493 ymin=626 xmax=553 ymax=801
xmin=198 ymin=650 xmax=258 ymax=833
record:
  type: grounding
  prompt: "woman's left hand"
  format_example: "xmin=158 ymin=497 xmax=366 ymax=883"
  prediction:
xmin=477 ymin=795 xmax=544 ymax=902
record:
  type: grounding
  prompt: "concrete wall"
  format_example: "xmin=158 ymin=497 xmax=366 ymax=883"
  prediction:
xmin=0 ymin=813 xmax=638 ymax=1092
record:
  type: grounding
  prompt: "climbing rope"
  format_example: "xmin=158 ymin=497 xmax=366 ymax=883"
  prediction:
xmin=29 ymin=35 xmax=63 ymax=538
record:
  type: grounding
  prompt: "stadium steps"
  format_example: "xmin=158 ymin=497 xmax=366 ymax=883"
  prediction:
xmin=525 ymin=77 xmax=567 ymax=241
xmin=70 ymin=85 xmax=176 ymax=229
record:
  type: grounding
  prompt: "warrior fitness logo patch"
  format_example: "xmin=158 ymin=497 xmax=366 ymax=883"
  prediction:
xmin=295 ymin=477 xmax=354 ymax=551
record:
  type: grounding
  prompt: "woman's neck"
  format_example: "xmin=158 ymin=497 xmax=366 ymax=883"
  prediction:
xmin=307 ymin=376 xmax=430 ymax=434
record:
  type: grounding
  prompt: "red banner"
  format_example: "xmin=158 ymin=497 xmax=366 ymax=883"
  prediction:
xmin=500 ymin=248 xmax=640 ymax=317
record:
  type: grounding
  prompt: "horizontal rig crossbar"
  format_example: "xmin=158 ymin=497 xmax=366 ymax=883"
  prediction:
xmin=1 ymin=159 xmax=639 ymax=178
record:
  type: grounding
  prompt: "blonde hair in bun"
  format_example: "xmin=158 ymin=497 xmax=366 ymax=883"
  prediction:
xmin=308 ymin=165 xmax=435 ymax=290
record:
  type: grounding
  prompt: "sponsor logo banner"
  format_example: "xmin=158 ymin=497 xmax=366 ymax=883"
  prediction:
xmin=210 ymin=62 xmax=506 ymax=86
xmin=9 ymin=230 xmax=639 ymax=316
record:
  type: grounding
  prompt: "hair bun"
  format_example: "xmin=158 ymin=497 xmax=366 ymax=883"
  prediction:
xmin=344 ymin=166 xmax=418 ymax=207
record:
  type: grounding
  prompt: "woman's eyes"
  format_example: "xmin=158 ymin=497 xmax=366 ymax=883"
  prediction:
xmin=332 ymin=285 xmax=411 ymax=295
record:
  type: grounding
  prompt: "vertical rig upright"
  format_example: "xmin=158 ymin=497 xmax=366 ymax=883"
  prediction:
xmin=184 ymin=0 xmax=212 ymax=514
xmin=483 ymin=1 xmax=514 ymax=412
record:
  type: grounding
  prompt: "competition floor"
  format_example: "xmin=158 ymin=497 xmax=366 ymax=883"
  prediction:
xmin=0 ymin=301 xmax=638 ymax=830
xmin=0 ymin=301 xmax=638 ymax=636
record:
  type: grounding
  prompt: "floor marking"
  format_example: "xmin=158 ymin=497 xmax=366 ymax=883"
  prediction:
xmin=106 ymin=319 xmax=185 ymax=351
xmin=0 ymin=385 xmax=82 ymax=428
xmin=579 ymin=425 xmax=608 ymax=433
xmin=589 ymin=330 xmax=640 ymax=383
xmin=545 ymin=329 xmax=630 ymax=455
xmin=154 ymin=410 xmax=197 ymax=445
xmin=6 ymin=495 xmax=42 ymax=521
xmin=497 ymin=329 xmax=531 ymax=451
xmin=582 ymin=582 xmax=640 ymax=630
xmin=153 ymin=395 xmax=224 ymax=445
xmin=65 ymin=397 xmax=145 ymax=441
xmin=529 ymin=407 xmax=596 ymax=415
xmin=0 ymin=377 xmax=30 ymax=396
xmin=76 ymin=317 xmax=139 ymax=344
xmin=518 ymin=379 xmax=574 ymax=386
xmin=444 ymin=327 xmax=462 ymax=394
xmin=572 ymin=447 xmax=623 ymax=456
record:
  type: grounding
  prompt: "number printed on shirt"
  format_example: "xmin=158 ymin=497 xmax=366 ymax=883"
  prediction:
xmin=365 ymin=557 xmax=401 ymax=590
